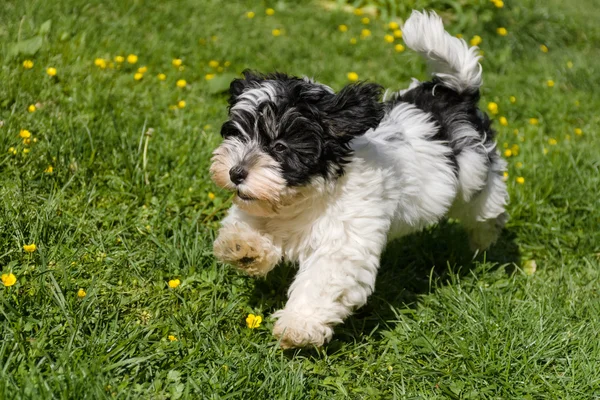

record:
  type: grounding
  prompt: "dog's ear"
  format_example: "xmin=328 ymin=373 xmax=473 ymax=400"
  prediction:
xmin=228 ymin=70 xmax=264 ymax=106
xmin=319 ymin=82 xmax=384 ymax=138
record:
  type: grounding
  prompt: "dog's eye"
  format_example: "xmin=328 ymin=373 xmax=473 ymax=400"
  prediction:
xmin=273 ymin=143 xmax=287 ymax=152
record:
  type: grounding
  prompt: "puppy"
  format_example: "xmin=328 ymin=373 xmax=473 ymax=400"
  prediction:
xmin=211 ymin=11 xmax=508 ymax=348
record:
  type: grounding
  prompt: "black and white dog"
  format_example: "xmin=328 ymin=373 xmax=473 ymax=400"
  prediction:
xmin=211 ymin=11 xmax=508 ymax=348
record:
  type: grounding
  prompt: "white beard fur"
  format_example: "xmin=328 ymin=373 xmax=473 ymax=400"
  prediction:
xmin=213 ymin=10 xmax=508 ymax=349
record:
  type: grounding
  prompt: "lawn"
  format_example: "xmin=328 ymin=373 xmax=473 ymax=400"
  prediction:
xmin=1 ymin=0 xmax=599 ymax=398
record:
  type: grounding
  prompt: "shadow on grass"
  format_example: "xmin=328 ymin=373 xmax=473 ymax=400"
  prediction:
xmin=249 ymin=220 xmax=520 ymax=355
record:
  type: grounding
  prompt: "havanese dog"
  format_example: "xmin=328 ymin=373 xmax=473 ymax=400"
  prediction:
xmin=210 ymin=11 xmax=508 ymax=348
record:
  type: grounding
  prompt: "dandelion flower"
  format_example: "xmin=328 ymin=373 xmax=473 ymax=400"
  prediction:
xmin=28 ymin=104 xmax=36 ymax=113
xmin=567 ymin=61 xmax=573 ymax=69
xmin=168 ymin=279 xmax=181 ymax=288
xmin=349 ymin=38 xmax=357 ymax=45
xmin=168 ymin=335 xmax=178 ymax=341
xmin=503 ymin=171 xmax=509 ymax=181
xmin=511 ymin=144 xmax=519 ymax=155
xmin=470 ymin=35 xmax=482 ymax=46
xmin=208 ymin=192 xmax=216 ymax=200
xmin=266 ymin=8 xmax=275 ymax=16
xmin=246 ymin=11 xmax=255 ymax=18
xmin=384 ymin=34 xmax=394 ymax=43
xmin=127 ymin=54 xmax=138 ymax=64
xmin=205 ymin=73 xmax=215 ymax=80
xmin=338 ymin=24 xmax=348 ymax=32
xmin=176 ymin=79 xmax=187 ymax=88
xmin=134 ymin=73 xmax=143 ymax=81
xmin=44 ymin=166 xmax=53 ymax=173
xmin=540 ymin=44 xmax=549 ymax=53
xmin=499 ymin=116 xmax=508 ymax=126
xmin=548 ymin=138 xmax=557 ymax=145
xmin=388 ymin=21 xmax=399 ymax=30
xmin=529 ymin=118 xmax=539 ymax=125
xmin=516 ymin=161 xmax=523 ymax=168
xmin=172 ymin=58 xmax=182 ymax=67
xmin=23 ymin=138 xmax=31 ymax=145
xmin=547 ymin=80 xmax=555 ymax=87
xmin=8 ymin=147 xmax=15 ymax=154
xmin=394 ymin=44 xmax=405 ymax=53
xmin=23 ymin=243 xmax=37 ymax=252
xmin=157 ymin=73 xmax=166 ymax=81
xmin=246 ymin=314 xmax=262 ymax=329
xmin=1 ymin=273 xmax=17 ymax=287
xmin=94 ymin=58 xmax=107 ymax=68
xmin=272 ymin=29 xmax=282 ymax=37
xmin=360 ymin=29 xmax=371 ymax=38
xmin=23 ymin=60 xmax=34 ymax=69
xmin=493 ymin=0 xmax=504 ymax=8
xmin=361 ymin=17 xmax=370 ymax=25
xmin=138 ymin=66 xmax=148 ymax=74
xmin=347 ymin=72 xmax=359 ymax=82
xmin=19 ymin=129 xmax=31 ymax=139
xmin=393 ymin=29 xmax=402 ymax=38
xmin=115 ymin=55 xmax=125 ymax=63
xmin=23 ymin=148 xmax=30 ymax=154
xmin=496 ymin=27 xmax=508 ymax=36
xmin=46 ymin=67 xmax=57 ymax=76
xmin=509 ymin=96 xmax=516 ymax=104
xmin=353 ymin=8 xmax=363 ymax=16
xmin=208 ymin=60 xmax=219 ymax=68
xmin=177 ymin=100 xmax=186 ymax=108
xmin=504 ymin=149 xmax=512 ymax=157
xmin=77 ymin=288 xmax=86 ymax=298
xmin=487 ymin=102 xmax=498 ymax=115
xmin=574 ymin=128 xmax=583 ymax=136
xmin=516 ymin=177 xmax=525 ymax=184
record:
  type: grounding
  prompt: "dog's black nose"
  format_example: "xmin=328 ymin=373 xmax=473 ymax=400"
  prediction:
xmin=229 ymin=166 xmax=248 ymax=185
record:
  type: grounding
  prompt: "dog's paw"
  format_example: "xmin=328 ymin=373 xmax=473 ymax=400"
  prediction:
xmin=213 ymin=223 xmax=280 ymax=277
xmin=272 ymin=311 xmax=333 ymax=349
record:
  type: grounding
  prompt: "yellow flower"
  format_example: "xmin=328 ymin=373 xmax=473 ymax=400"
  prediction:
xmin=177 ymin=100 xmax=186 ymax=108
xmin=499 ymin=116 xmax=508 ymax=126
xmin=470 ymin=35 xmax=482 ymax=46
xmin=208 ymin=192 xmax=216 ymax=200
xmin=169 ymin=105 xmax=178 ymax=111
xmin=246 ymin=314 xmax=262 ymax=329
xmin=208 ymin=60 xmax=219 ymax=68
xmin=94 ymin=58 xmax=107 ymax=68
xmin=504 ymin=149 xmax=512 ymax=157
xmin=540 ymin=44 xmax=549 ymax=53
xmin=28 ymin=104 xmax=36 ymax=112
xmin=574 ymin=128 xmax=583 ymax=136
xmin=509 ymin=96 xmax=516 ymax=104
xmin=23 ymin=243 xmax=37 ymax=252
xmin=511 ymin=144 xmax=519 ymax=155
xmin=23 ymin=60 xmax=34 ymax=69
xmin=353 ymin=8 xmax=363 ymax=16
xmin=176 ymin=79 xmax=187 ymax=88
xmin=272 ymin=29 xmax=282 ymax=37
xmin=502 ymin=171 xmax=509 ymax=181
xmin=138 ymin=66 xmax=148 ymax=74
xmin=23 ymin=138 xmax=31 ymax=145
xmin=172 ymin=58 xmax=183 ymax=67
xmin=529 ymin=118 xmax=539 ymax=125
xmin=23 ymin=148 xmax=30 ymax=154
xmin=77 ymin=288 xmax=86 ymax=298
xmin=513 ymin=129 xmax=519 ymax=135
xmin=46 ymin=67 xmax=57 ymax=77
xmin=360 ymin=29 xmax=371 ymax=38
xmin=493 ymin=0 xmax=504 ymax=8
xmin=246 ymin=11 xmax=255 ymax=19
xmin=8 ymin=147 xmax=15 ymax=154
xmin=157 ymin=73 xmax=166 ymax=81
xmin=567 ymin=61 xmax=573 ymax=69
xmin=338 ymin=24 xmax=348 ymax=32
xmin=393 ymin=29 xmax=402 ymax=38
xmin=384 ymin=34 xmax=394 ymax=43
xmin=496 ymin=27 xmax=508 ymax=36
xmin=349 ymin=38 xmax=357 ymax=45
xmin=547 ymin=80 xmax=555 ymax=87
xmin=516 ymin=161 xmax=523 ymax=168
xmin=394 ymin=44 xmax=405 ymax=53
xmin=347 ymin=72 xmax=359 ymax=82
xmin=487 ymin=102 xmax=498 ymax=115
xmin=44 ymin=165 xmax=53 ymax=173
xmin=115 ymin=55 xmax=125 ymax=63
xmin=1 ymin=273 xmax=17 ymax=287
xmin=548 ymin=138 xmax=557 ymax=145
xmin=127 ymin=54 xmax=138 ymax=64
xmin=205 ymin=74 xmax=215 ymax=80
xmin=168 ymin=279 xmax=181 ymax=288
xmin=361 ymin=17 xmax=370 ymax=25
xmin=134 ymin=73 xmax=143 ymax=81
xmin=516 ymin=176 xmax=525 ymax=184
xmin=265 ymin=8 xmax=275 ymax=16
xmin=19 ymin=129 xmax=31 ymax=139
xmin=388 ymin=22 xmax=399 ymax=30
xmin=168 ymin=335 xmax=178 ymax=342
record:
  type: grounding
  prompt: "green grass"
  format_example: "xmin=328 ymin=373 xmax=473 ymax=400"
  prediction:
xmin=1 ymin=0 xmax=599 ymax=398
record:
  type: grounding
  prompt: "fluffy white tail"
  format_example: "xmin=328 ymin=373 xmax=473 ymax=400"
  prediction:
xmin=402 ymin=10 xmax=482 ymax=93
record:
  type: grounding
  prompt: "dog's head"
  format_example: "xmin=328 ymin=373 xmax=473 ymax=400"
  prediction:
xmin=210 ymin=71 xmax=383 ymax=216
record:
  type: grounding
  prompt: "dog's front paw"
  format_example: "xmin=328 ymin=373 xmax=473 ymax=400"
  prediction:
xmin=272 ymin=311 xmax=333 ymax=349
xmin=213 ymin=223 xmax=280 ymax=277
